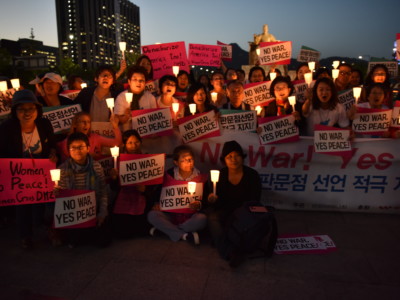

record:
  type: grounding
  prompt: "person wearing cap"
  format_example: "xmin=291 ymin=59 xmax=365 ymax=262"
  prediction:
xmin=206 ymin=140 xmax=261 ymax=246
xmin=36 ymin=72 xmax=73 ymax=107
xmin=0 ymin=89 xmax=58 ymax=249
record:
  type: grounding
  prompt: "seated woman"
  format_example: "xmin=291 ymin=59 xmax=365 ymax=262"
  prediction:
xmin=110 ymin=130 xmax=154 ymax=238
xmin=302 ymin=77 xmax=350 ymax=136
xmin=147 ymin=145 xmax=208 ymax=245
xmin=184 ymin=82 xmax=218 ymax=116
xmin=58 ymin=132 xmax=110 ymax=247
xmin=58 ymin=111 xmax=122 ymax=161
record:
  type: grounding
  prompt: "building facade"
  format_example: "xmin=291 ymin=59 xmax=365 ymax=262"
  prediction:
xmin=55 ymin=0 xmax=140 ymax=70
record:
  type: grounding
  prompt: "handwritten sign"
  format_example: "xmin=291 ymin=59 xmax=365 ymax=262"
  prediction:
xmin=43 ymin=104 xmax=82 ymax=134
xmin=188 ymin=44 xmax=221 ymax=67
xmin=91 ymin=122 xmax=115 ymax=138
xmin=217 ymin=41 xmax=232 ymax=61
xmin=296 ymin=45 xmax=320 ymax=62
xmin=141 ymin=41 xmax=189 ymax=79
xmin=119 ymin=153 xmax=165 ymax=186
xmin=390 ymin=101 xmax=400 ymax=128
xmin=274 ymin=234 xmax=337 ymax=255
xmin=258 ymin=115 xmax=299 ymax=144
xmin=219 ymin=110 xmax=257 ymax=132
xmin=0 ymin=158 xmax=56 ymax=206
xmin=243 ymin=81 xmax=274 ymax=106
xmin=145 ymin=80 xmax=159 ymax=94
xmin=352 ymin=108 xmax=392 ymax=135
xmin=54 ymin=190 xmax=96 ymax=228
xmin=259 ymin=41 xmax=292 ymax=65
xmin=314 ymin=125 xmax=352 ymax=155
xmin=131 ymin=108 xmax=173 ymax=138
xmin=338 ymin=89 xmax=355 ymax=112
xmin=160 ymin=175 xmax=205 ymax=213
xmin=293 ymin=80 xmax=308 ymax=104
xmin=177 ymin=110 xmax=220 ymax=143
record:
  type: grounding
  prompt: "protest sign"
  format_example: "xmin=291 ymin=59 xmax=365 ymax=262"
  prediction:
xmin=219 ymin=110 xmax=257 ymax=132
xmin=243 ymin=81 xmax=274 ymax=106
xmin=145 ymin=80 xmax=159 ymax=94
xmin=217 ymin=41 xmax=232 ymax=61
xmin=314 ymin=125 xmax=352 ymax=156
xmin=97 ymin=156 xmax=114 ymax=182
xmin=0 ymin=158 xmax=56 ymax=206
xmin=43 ymin=104 xmax=82 ymax=134
xmin=91 ymin=122 xmax=116 ymax=138
xmin=60 ymin=90 xmax=80 ymax=100
xmin=119 ymin=153 xmax=165 ymax=186
xmin=274 ymin=234 xmax=337 ymax=255
xmin=159 ymin=174 xmax=205 ymax=213
xmin=131 ymin=108 xmax=173 ymax=138
xmin=141 ymin=41 xmax=189 ymax=79
xmin=368 ymin=60 xmax=398 ymax=78
xmin=390 ymin=101 xmax=400 ymax=128
xmin=258 ymin=41 xmax=292 ymax=65
xmin=177 ymin=110 xmax=220 ymax=143
xmin=397 ymin=33 xmax=400 ymax=61
xmin=296 ymin=46 xmax=320 ymax=63
xmin=188 ymin=44 xmax=221 ymax=67
xmin=338 ymin=89 xmax=355 ymax=111
xmin=293 ymin=80 xmax=308 ymax=104
xmin=54 ymin=190 xmax=96 ymax=229
xmin=258 ymin=115 xmax=299 ymax=144
xmin=352 ymin=108 xmax=392 ymax=135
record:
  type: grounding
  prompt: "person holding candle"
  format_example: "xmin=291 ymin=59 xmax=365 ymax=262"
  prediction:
xmin=36 ymin=72 xmax=74 ymax=107
xmin=147 ymin=145 xmax=209 ymax=245
xmin=75 ymin=66 xmax=122 ymax=122
xmin=156 ymin=75 xmax=184 ymax=119
xmin=114 ymin=65 xmax=157 ymax=131
xmin=360 ymin=64 xmax=392 ymax=108
xmin=58 ymin=111 xmax=122 ymax=161
xmin=184 ymin=82 xmax=218 ymax=116
xmin=302 ymin=77 xmax=350 ymax=136
xmin=335 ymin=63 xmax=353 ymax=92
xmin=206 ymin=141 xmax=262 ymax=256
xmin=0 ymin=90 xmax=58 ymax=249
xmin=224 ymin=68 xmax=238 ymax=82
xmin=248 ymin=66 xmax=266 ymax=83
xmin=349 ymin=69 xmax=364 ymax=88
xmin=57 ymin=132 xmax=111 ymax=247
xmin=176 ymin=70 xmax=191 ymax=93
xmin=223 ymin=80 xmax=252 ymax=111
xmin=294 ymin=63 xmax=311 ymax=81
xmin=109 ymin=130 xmax=156 ymax=237
xmin=209 ymin=71 xmax=228 ymax=108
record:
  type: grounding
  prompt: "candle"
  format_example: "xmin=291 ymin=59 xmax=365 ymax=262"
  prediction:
xmin=110 ymin=146 xmax=120 ymax=168
xmin=189 ymin=103 xmax=196 ymax=115
xmin=125 ymin=92 xmax=133 ymax=105
xmin=188 ymin=181 xmax=196 ymax=195
xmin=211 ymin=92 xmax=218 ymax=103
xmin=172 ymin=66 xmax=180 ymax=77
xmin=304 ymin=72 xmax=313 ymax=87
xmin=333 ymin=60 xmax=340 ymax=69
xmin=80 ymin=83 xmax=87 ymax=89
xmin=106 ymin=98 xmax=114 ymax=112
xmin=50 ymin=169 xmax=61 ymax=187
xmin=308 ymin=61 xmax=315 ymax=73
xmin=172 ymin=102 xmax=180 ymax=120
xmin=210 ymin=170 xmax=220 ymax=195
xmin=332 ymin=69 xmax=339 ymax=80
xmin=256 ymin=48 xmax=260 ymax=56
xmin=288 ymin=95 xmax=296 ymax=111
xmin=255 ymin=105 xmax=262 ymax=116
xmin=269 ymin=72 xmax=277 ymax=81
xmin=353 ymin=87 xmax=362 ymax=103
xmin=0 ymin=81 xmax=7 ymax=92
xmin=119 ymin=42 xmax=126 ymax=60
xmin=10 ymin=78 xmax=20 ymax=90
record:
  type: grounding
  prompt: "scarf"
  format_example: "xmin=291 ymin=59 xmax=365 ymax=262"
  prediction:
xmin=64 ymin=155 xmax=97 ymax=190
xmin=130 ymin=91 xmax=144 ymax=110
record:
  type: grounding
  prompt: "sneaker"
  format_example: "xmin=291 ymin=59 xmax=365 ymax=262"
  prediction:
xmin=185 ymin=232 xmax=200 ymax=245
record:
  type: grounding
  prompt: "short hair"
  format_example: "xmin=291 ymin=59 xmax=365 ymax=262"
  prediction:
xmin=365 ymin=82 xmax=386 ymax=99
xmin=172 ymin=145 xmax=194 ymax=162
xmin=248 ymin=66 xmax=266 ymax=82
xmin=67 ymin=75 xmax=83 ymax=90
xmin=69 ymin=111 xmax=91 ymax=134
xmin=338 ymin=63 xmax=352 ymax=71
xmin=67 ymin=132 xmax=90 ymax=149
xmin=159 ymin=75 xmax=178 ymax=89
xmin=122 ymin=129 xmax=142 ymax=145
xmin=127 ymin=65 xmax=148 ymax=82
xmin=365 ymin=64 xmax=390 ymax=86
xmin=226 ymin=79 xmax=244 ymax=90
xmin=95 ymin=65 xmax=116 ymax=82
xmin=270 ymin=76 xmax=294 ymax=96
xmin=211 ymin=71 xmax=224 ymax=80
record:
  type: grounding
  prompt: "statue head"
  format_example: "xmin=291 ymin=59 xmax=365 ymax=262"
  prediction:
xmin=263 ymin=24 xmax=269 ymax=33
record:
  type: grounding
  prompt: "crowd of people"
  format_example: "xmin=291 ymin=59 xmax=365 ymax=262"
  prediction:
xmin=0 ymin=55 xmax=399 ymax=267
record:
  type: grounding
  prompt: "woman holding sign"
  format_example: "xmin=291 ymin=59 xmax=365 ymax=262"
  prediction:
xmin=147 ymin=145 xmax=208 ymax=245
xmin=0 ymin=90 xmax=58 ymax=249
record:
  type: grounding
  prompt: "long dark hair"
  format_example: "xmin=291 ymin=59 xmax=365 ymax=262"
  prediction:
xmin=311 ymin=77 xmax=338 ymax=110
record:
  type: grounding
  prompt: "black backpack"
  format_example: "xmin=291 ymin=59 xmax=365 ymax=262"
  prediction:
xmin=217 ymin=201 xmax=278 ymax=266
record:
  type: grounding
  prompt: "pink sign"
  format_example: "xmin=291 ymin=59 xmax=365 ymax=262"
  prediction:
xmin=177 ymin=111 xmax=221 ymax=143
xmin=141 ymin=42 xmax=189 ymax=79
xmin=259 ymin=41 xmax=292 ymax=65
xmin=352 ymin=107 xmax=392 ymax=135
xmin=314 ymin=124 xmax=352 ymax=158
xmin=217 ymin=40 xmax=232 ymax=62
xmin=390 ymin=101 xmax=400 ymax=128
xmin=258 ymin=115 xmax=299 ymax=144
xmin=131 ymin=108 xmax=173 ymax=138
xmin=188 ymin=44 xmax=222 ymax=67
xmin=275 ymin=234 xmax=337 ymax=255
xmin=0 ymin=158 xmax=56 ymax=206
xmin=118 ymin=153 xmax=165 ymax=186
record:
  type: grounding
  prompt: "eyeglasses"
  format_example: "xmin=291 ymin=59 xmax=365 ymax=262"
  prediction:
xmin=339 ymin=72 xmax=351 ymax=76
xmin=16 ymin=107 xmax=37 ymax=113
xmin=69 ymin=146 xmax=87 ymax=151
xmin=179 ymin=158 xmax=194 ymax=163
